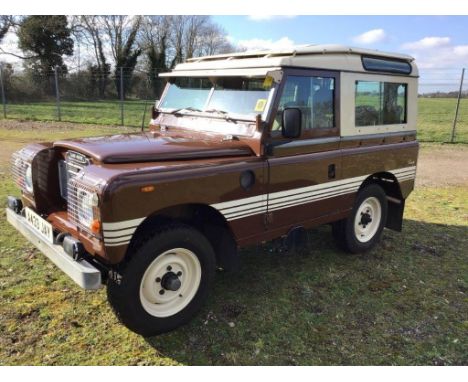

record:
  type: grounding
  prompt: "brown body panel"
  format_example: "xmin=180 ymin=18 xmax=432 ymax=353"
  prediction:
xmin=97 ymin=135 xmax=415 ymax=263
xmin=13 ymin=129 xmax=418 ymax=265
xmin=266 ymin=140 xmax=343 ymax=229
xmin=54 ymin=131 xmax=255 ymax=164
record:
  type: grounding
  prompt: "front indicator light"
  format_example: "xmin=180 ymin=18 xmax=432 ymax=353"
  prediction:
xmin=140 ymin=185 xmax=155 ymax=193
xmin=90 ymin=219 xmax=101 ymax=234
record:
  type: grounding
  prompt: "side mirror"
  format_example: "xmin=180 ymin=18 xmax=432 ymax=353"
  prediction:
xmin=282 ymin=108 xmax=302 ymax=138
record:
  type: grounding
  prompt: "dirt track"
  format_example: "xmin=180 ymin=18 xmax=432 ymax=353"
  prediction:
xmin=416 ymin=143 xmax=468 ymax=187
xmin=1 ymin=119 xmax=467 ymax=187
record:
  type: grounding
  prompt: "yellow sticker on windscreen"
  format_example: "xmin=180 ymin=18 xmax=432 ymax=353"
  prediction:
xmin=255 ymin=99 xmax=267 ymax=112
xmin=263 ymin=76 xmax=273 ymax=89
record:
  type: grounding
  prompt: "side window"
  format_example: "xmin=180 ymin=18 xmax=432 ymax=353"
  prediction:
xmin=355 ymin=81 xmax=407 ymax=126
xmin=272 ymin=75 xmax=335 ymax=132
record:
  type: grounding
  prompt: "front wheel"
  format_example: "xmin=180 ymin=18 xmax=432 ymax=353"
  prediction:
xmin=332 ymin=184 xmax=388 ymax=253
xmin=107 ymin=224 xmax=216 ymax=336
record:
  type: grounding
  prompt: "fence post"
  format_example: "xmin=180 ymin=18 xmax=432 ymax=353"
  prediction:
xmin=451 ymin=68 xmax=465 ymax=143
xmin=54 ymin=66 xmax=61 ymax=121
xmin=120 ymin=67 xmax=124 ymax=126
xmin=0 ymin=64 xmax=6 ymax=119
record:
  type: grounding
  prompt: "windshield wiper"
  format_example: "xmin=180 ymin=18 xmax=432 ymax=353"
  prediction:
xmin=204 ymin=108 xmax=228 ymax=115
xmin=204 ymin=108 xmax=237 ymax=123
xmin=169 ymin=107 xmax=203 ymax=115
xmin=167 ymin=107 xmax=237 ymax=123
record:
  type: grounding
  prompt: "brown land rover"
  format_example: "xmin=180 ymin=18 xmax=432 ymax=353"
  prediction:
xmin=7 ymin=45 xmax=419 ymax=336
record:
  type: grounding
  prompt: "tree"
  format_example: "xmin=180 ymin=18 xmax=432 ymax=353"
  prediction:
xmin=0 ymin=16 xmax=13 ymax=43
xmin=183 ymin=16 xmax=209 ymax=60
xmin=72 ymin=16 xmax=111 ymax=98
xmin=140 ymin=16 xmax=171 ymax=98
xmin=197 ymin=23 xmax=235 ymax=57
xmin=167 ymin=16 xmax=234 ymax=68
xmin=138 ymin=15 xmax=235 ymax=98
xmin=17 ymin=15 xmax=74 ymax=76
xmin=102 ymin=16 xmax=142 ymax=99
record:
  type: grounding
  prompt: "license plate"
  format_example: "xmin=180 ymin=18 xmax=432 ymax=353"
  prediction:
xmin=25 ymin=207 xmax=53 ymax=243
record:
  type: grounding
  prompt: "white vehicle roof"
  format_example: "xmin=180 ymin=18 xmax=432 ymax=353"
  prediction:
xmin=160 ymin=44 xmax=418 ymax=78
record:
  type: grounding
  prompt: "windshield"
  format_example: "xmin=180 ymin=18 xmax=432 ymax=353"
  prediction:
xmin=158 ymin=76 xmax=274 ymax=119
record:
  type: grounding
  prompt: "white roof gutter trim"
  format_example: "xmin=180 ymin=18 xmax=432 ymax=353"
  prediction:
xmin=158 ymin=67 xmax=282 ymax=78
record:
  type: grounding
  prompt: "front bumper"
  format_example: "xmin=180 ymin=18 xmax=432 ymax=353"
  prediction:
xmin=6 ymin=207 xmax=102 ymax=290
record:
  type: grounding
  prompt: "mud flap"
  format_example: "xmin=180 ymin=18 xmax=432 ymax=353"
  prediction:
xmin=385 ymin=198 xmax=405 ymax=232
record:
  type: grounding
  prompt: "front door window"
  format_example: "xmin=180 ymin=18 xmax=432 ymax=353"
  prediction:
xmin=272 ymin=75 xmax=336 ymax=132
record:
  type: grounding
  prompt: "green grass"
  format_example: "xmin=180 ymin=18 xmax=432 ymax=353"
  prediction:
xmin=1 ymin=181 xmax=466 ymax=365
xmin=418 ymin=98 xmax=468 ymax=143
xmin=0 ymin=122 xmax=135 ymax=143
xmin=0 ymin=122 xmax=466 ymax=364
xmin=1 ymin=98 xmax=467 ymax=143
xmin=1 ymin=100 xmax=153 ymax=128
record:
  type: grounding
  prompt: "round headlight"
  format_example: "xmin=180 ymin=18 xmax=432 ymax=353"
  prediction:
xmin=24 ymin=165 xmax=33 ymax=193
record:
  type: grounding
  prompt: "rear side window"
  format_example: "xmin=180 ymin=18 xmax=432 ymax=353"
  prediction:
xmin=362 ymin=56 xmax=412 ymax=75
xmin=355 ymin=81 xmax=407 ymax=126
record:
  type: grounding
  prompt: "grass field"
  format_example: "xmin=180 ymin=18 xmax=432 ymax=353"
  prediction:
xmin=0 ymin=123 xmax=467 ymax=365
xmin=0 ymin=98 xmax=467 ymax=143
xmin=0 ymin=100 xmax=153 ymax=129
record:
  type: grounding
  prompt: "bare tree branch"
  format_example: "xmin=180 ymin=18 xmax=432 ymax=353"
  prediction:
xmin=0 ymin=46 xmax=38 ymax=60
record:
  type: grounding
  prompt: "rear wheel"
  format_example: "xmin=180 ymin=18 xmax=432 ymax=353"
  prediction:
xmin=107 ymin=224 xmax=216 ymax=336
xmin=332 ymin=184 xmax=388 ymax=253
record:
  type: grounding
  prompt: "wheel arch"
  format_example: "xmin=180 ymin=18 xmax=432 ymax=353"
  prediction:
xmin=358 ymin=171 xmax=405 ymax=231
xmin=125 ymin=203 xmax=239 ymax=271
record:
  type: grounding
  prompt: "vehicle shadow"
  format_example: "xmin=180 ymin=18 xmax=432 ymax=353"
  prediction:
xmin=143 ymin=219 xmax=468 ymax=365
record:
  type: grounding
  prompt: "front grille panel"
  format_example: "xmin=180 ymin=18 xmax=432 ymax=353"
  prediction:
xmin=67 ymin=160 xmax=85 ymax=177
xmin=59 ymin=151 xmax=90 ymax=200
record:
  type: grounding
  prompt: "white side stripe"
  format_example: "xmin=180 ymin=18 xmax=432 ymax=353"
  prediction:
xmin=102 ymin=217 xmax=144 ymax=231
xmin=268 ymin=188 xmax=358 ymax=214
xmin=101 ymin=166 xmax=417 ymax=245
xmin=390 ymin=166 xmax=416 ymax=174
xmin=104 ymin=235 xmax=134 ymax=244
xmin=221 ymin=199 xmax=267 ymax=214
xmin=269 ymin=179 xmax=364 ymax=203
xmin=267 ymin=175 xmax=367 ymax=201
xmin=212 ymin=166 xmax=416 ymax=221
xmin=211 ymin=194 xmax=265 ymax=211
xmin=105 ymin=240 xmax=131 ymax=247
xmin=103 ymin=227 xmax=138 ymax=238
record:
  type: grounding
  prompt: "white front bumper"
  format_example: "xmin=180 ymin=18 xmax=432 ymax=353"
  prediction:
xmin=6 ymin=208 xmax=102 ymax=290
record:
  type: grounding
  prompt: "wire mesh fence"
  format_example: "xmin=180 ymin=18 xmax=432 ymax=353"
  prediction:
xmin=0 ymin=64 xmax=165 ymax=128
xmin=0 ymin=63 xmax=466 ymax=143
xmin=417 ymin=68 xmax=467 ymax=143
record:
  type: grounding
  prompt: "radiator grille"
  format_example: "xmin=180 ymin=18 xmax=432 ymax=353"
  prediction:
xmin=59 ymin=151 xmax=90 ymax=199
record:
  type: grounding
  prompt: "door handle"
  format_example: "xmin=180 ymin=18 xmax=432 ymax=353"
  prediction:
xmin=328 ymin=164 xmax=336 ymax=179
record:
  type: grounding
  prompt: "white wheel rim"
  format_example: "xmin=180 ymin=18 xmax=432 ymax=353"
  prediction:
xmin=139 ymin=248 xmax=201 ymax=318
xmin=354 ymin=196 xmax=382 ymax=243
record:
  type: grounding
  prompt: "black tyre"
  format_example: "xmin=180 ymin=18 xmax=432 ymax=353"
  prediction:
xmin=332 ymin=184 xmax=388 ymax=254
xmin=107 ymin=223 xmax=216 ymax=337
